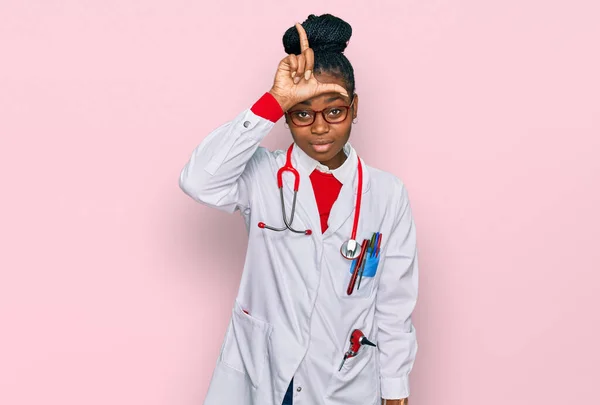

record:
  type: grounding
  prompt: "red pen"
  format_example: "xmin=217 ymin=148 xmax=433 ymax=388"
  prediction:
xmin=375 ymin=233 xmax=382 ymax=257
xmin=347 ymin=239 xmax=369 ymax=295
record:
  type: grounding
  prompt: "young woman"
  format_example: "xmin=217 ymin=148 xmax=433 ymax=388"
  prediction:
xmin=180 ymin=14 xmax=418 ymax=405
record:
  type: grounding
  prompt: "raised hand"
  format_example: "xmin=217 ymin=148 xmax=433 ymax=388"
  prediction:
xmin=269 ymin=23 xmax=349 ymax=111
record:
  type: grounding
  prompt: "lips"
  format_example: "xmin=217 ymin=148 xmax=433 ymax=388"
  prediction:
xmin=310 ymin=141 xmax=334 ymax=153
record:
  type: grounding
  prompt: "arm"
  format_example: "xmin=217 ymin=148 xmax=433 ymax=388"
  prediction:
xmin=179 ymin=93 xmax=283 ymax=214
xmin=375 ymin=182 xmax=419 ymax=402
xmin=179 ymin=23 xmax=348 ymax=213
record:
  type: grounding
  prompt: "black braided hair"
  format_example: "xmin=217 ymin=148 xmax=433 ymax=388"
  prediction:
xmin=282 ymin=14 xmax=355 ymax=100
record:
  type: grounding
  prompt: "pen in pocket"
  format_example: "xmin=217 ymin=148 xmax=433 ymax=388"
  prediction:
xmin=369 ymin=233 xmax=377 ymax=253
xmin=347 ymin=239 xmax=369 ymax=296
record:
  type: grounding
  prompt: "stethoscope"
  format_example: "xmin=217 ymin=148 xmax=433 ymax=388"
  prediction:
xmin=258 ymin=143 xmax=364 ymax=260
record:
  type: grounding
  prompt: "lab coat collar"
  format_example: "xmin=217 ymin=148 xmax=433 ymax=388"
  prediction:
xmin=292 ymin=142 xmax=354 ymax=185
xmin=285 ymin=142 xmax=371 ymax=238
xmin=321 ymin=146 xmax=371 ymax=238
xmin=290 ymin=141 xmax=370 ymax=195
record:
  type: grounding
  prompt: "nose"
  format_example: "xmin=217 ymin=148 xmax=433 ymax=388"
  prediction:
xmin=311 ymin=112 xmax=330 ymax=135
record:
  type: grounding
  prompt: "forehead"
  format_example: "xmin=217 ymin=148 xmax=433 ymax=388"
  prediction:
xmin=296 ymin=72 xmax=348 ymax=107
xmin=313 ymin=71 xmax=345 ymax=86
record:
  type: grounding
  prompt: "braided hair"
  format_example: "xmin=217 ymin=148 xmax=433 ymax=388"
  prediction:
xmin=282 ymin=14 xmax=356 ymax=100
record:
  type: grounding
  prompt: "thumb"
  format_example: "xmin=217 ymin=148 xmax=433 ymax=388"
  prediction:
xmin=315 ymin=82 xmax=349 ymax=99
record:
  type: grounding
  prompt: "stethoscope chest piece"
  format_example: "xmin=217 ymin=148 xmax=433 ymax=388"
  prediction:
xmin=340 ymin=239 xmax=362 ymax=260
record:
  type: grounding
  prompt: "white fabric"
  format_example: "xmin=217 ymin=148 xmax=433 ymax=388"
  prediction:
xmin=180 ymin=108 xmax=418 ymax=405
xmin=293 ymin=141 xmax=354 ymax=184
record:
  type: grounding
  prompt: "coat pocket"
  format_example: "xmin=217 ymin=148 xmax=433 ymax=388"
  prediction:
xmin=350 ymin=253 xmax=380 ymax=278
xmin=341 ymin=253 xmax=380 ymax=299
xmin=324 ymin=344 xmax=379 ymax=403
xmin=220 ymin=300 xmax=273 ymax=388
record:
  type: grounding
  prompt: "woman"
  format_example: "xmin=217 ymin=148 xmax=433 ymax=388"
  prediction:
xmin=180 ymin=14 xmax=418 ymax=405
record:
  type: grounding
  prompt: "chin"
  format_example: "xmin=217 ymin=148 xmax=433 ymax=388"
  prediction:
xmin=312 ymin=149 xmax=336 ymax=159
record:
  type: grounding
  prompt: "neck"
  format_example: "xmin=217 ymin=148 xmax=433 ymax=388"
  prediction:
xmin=319 ymin=148 xmax=347 ymax=170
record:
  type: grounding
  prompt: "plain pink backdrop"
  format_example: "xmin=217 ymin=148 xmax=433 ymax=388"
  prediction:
xmin=1 ymin=1 xmax=599 ymax=404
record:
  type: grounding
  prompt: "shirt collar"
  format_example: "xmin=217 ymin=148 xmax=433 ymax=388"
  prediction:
xmin=293 ymin=142 xmax=356 ymax=185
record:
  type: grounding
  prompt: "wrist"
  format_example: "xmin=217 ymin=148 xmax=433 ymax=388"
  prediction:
xmin=382 ymin=399 xmax=408 ymax=405
xmin=250 ymin=92 xmax=284 ymax=122
xmin=268 ymin=89 xmax=293 ymax=112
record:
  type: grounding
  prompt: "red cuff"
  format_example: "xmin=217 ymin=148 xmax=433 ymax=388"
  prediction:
xmin=251 ymin=92 xmax=284 ymax=122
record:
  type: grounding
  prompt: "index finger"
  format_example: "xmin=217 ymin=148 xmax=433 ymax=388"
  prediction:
xmin=295 ymin=23 xmax=309 ymax=52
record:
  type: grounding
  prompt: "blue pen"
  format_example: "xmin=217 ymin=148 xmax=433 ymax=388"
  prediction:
xmin=371 ymin=233 xmax=380 ymax=257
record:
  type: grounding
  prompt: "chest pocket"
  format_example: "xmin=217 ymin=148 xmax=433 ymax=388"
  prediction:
xmin=331 ymin=233 xmax=383 ymax=300
xmin=340 ymin=249 xmax=380 ymax=299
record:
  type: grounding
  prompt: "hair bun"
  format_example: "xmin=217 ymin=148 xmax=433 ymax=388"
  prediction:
xmin=282 ymin=14 xmax=352 ymax=55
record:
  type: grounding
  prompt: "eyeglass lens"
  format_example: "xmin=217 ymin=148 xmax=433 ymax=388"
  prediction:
xmin=289 ymin=106 xmax=349 ymax=126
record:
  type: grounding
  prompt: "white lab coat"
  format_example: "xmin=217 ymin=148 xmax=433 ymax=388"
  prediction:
xmin=179 ymin=107 xmax=418 ymax=405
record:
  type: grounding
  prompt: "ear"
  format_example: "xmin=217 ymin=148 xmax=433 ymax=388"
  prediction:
xmin=352 ymin=94 xmax=359 ymax=119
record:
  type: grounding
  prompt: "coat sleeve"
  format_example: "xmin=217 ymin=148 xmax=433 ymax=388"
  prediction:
xmin=179 ymin=108 xmax=275 ymax=214
xmin=375 ymin=181 xmax=419 ymax=399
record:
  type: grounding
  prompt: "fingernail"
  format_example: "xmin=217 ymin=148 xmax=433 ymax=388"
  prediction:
xmin=294 ymin=76 xmax=300 ymax=84
xmin=291 ymin=71 xmax=296 ymax=78
xmin=305 ymin=70 xmax=311 ymax=80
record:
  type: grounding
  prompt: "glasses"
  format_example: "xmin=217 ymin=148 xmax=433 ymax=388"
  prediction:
xmin=286 ymin=97 xmax=356 ymax=127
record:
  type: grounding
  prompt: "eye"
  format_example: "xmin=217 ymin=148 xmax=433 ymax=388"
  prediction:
xmin=291 ymin=111 xmax=313 ymax=121
xmin=327 ymin=108 xmax=343 ymax=117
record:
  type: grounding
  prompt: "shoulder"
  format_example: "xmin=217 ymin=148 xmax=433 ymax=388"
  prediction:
xmin=251 ymin=145 xmax=285 ymax=162
xmin=246 ymin=145 xmax=286 ymax=175
xmin=365 ymin=164 xmax=413 ymax=220
xmin=366 ymin=165 xmax=409 ymax=198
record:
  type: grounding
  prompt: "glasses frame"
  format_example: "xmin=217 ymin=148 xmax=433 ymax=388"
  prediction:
xmin=285 ymin=96 xmax=356 ymax=127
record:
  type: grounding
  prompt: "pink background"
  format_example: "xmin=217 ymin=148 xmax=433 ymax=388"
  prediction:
xmin=1 ymin=1 xmax=599 ymax=404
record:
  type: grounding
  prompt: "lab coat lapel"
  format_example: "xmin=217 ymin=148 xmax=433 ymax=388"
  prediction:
xmin=324 ymin=155 xmax=371 ymax=238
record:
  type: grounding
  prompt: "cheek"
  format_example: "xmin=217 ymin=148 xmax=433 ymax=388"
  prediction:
xmin=337 ymin=124 xmax=352 ymax=141
xmin=288 ymin=129 xmax=299 ymax=142
xmin=290 ymin=129 xmax=311 ymax=144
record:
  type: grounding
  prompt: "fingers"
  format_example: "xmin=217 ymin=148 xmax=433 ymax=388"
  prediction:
xmin=304 ymin=48 xmax=314 ymax=81
xmin=295 ymin=53 xmax=306 ymax=84
xmin=296 ymin=23 xmax=309 ymax=52
xmin=294 ymin=23 xmax=313 ymax=81
xmin=288 ymin=54 xmax=298 ymax=78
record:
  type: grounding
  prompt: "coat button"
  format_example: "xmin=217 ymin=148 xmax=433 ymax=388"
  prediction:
xmin=296 ymin=387 xmax=302 ymax=392
xmin=243 ymin=121 xmax=250 ymax=128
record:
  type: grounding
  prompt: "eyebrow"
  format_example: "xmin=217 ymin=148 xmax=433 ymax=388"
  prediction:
xmin=299 ymin=96 xmax=343 ymax=106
